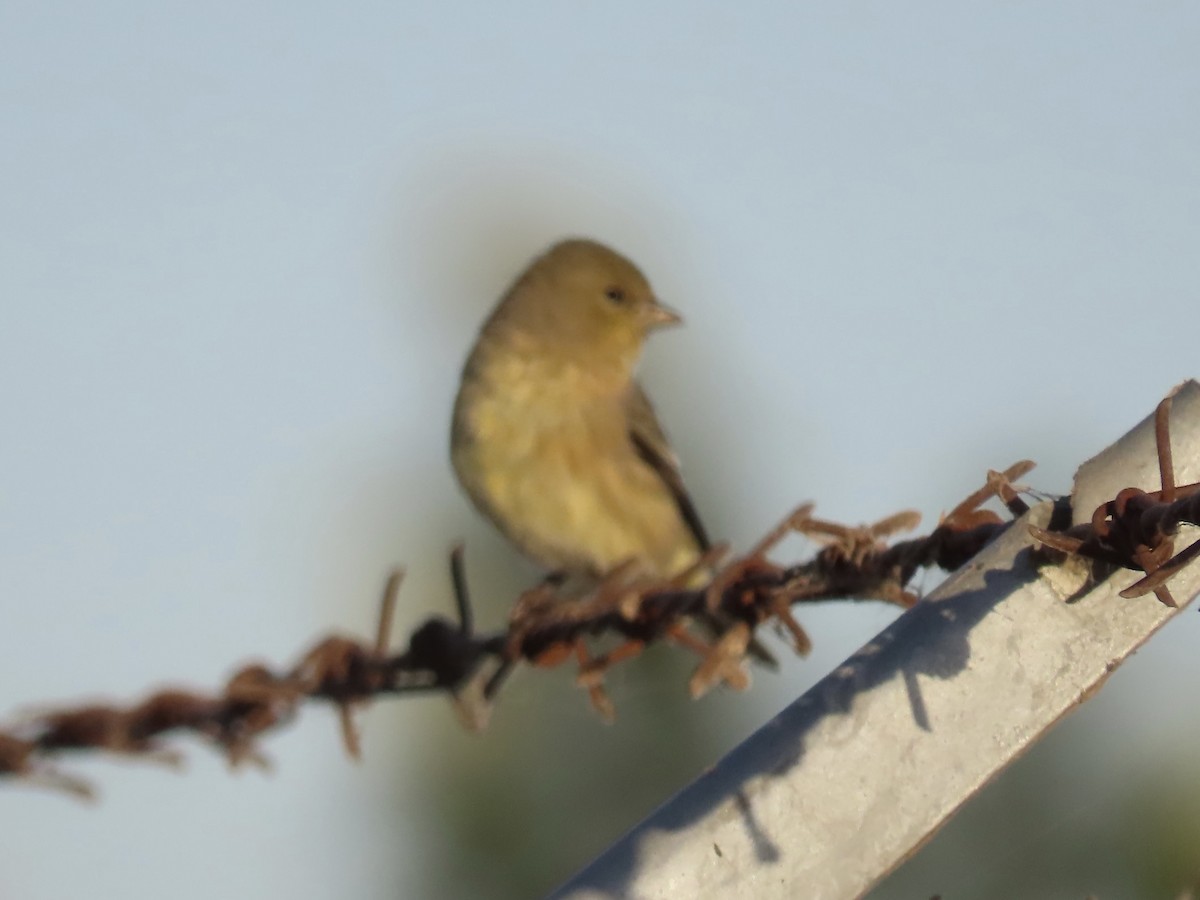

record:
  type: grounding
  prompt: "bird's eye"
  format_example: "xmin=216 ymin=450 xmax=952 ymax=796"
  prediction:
xmin=604 ymin=286 xmax=626 ymax=304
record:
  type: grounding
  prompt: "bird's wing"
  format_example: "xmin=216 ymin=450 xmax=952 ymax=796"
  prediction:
xmin=626 ymin=381 xmax=711 ymax=552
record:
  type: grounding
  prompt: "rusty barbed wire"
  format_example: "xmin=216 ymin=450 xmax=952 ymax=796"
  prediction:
xmin=4 ymin=412 xmax=1199 ymax=800
xmin=0 ymin=461 xmax=1030 ymax=798
xmin=1030 ymin=394 xmax=1200 ymax=608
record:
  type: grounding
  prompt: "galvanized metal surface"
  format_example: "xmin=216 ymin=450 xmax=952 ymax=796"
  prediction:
xmin=551 ymin=381 xmax=1200 ymax=900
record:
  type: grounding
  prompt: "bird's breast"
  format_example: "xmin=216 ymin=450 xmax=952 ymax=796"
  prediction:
xmin=452 ymin=351 xmax=695 ymax=576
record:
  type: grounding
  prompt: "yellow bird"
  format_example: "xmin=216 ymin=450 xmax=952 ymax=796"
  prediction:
xmin=450 ymin=238 xmax=709 ymax=583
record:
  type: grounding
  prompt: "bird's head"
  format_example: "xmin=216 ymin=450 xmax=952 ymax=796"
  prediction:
xmin=495 ymin=238 xmax=681 ymax=377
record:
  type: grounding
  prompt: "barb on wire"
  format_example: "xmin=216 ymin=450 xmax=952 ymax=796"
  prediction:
xmin=10 ymin=447 xmax=1173 ymax=802
xmin=1030 ymin=394 xmax=1200 ymax=608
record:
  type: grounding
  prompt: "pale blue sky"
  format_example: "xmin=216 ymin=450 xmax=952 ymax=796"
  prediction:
xmin=2 ymin=4 xmax=1198 ymax=898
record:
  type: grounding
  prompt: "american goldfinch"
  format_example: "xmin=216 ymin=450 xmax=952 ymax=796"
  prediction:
xmin=450 ymin=238 xmax=708 ymax=583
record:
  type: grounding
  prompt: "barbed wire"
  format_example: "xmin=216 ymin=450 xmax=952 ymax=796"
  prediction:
xmin=2 ymin=394 xmax=1197 ymax=800
xmin=1030 ymin=395 xmax=1200 ymax=606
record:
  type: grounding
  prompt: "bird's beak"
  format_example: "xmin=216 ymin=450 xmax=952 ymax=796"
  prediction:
xmin=644 ymin=299 xmax=683 ymax=330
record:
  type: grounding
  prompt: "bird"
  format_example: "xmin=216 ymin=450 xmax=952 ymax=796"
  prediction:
xmin=450 ymin=238 xmax=710 ymax=585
